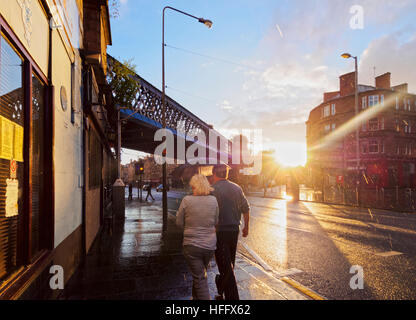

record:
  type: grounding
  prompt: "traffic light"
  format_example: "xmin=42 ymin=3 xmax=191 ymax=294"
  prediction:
xmin=135 ymin=161 xmax=144 ymax=175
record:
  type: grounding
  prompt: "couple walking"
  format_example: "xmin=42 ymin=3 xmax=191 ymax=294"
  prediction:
xmin=176 ymin=164 xmax=250 ymax=300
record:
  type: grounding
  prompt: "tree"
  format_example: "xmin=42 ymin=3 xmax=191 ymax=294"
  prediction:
xmin=109 ymin=0 xmax=121 ymax=19
xmin=107 ymin=58 xmax=141 ymax=110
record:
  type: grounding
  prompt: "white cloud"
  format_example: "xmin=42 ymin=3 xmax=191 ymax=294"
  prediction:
xmin=360 ymin=32 xmax=416 ymax=92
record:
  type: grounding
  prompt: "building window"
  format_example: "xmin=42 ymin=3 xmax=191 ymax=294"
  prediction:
xmin=380 ymin=95 xmax=384 ymax=106
xmin=381 ymin=141 xmax=385 ymax=153
xmin=331 ymin=104 xmax=336 ymax=115
xmin=381 ymin=117 xmax=385 ymax=130
xmin=396 ymin=97 xmax=399 ymax=110
xmin=324 ymin=124 xmax=331 ymax=132
xmin=369 ymin=140 xmax=379 ymax=153
xmin=369 ymin=95 xmax=379 ymax=107
xmin=408 ymin=99 xmax=411 ymax=111
xmin=368 ymin=118 xmax=379 ymax=131
xmin=331 ymin=123 xmax=336 ymax=131
xmin=362 ymin=96 xmax=367 ymax=109
xmin=361 ymin=142 xmax=368 ymax=154
xmin=396 ymin=119 xmax=400 ymax=132
xmin=362 ymin=121 xmax=367 ymax=131
xmin=323 ymin=105 xmax=330 ymax=117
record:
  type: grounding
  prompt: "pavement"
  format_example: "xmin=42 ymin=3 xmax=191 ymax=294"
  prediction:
xmin=60 ymin=195 xmax=310 ymax=300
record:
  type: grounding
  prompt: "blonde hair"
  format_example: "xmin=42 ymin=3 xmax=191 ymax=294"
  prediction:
xmin=189 ymin=174 xmax=213 ymax=196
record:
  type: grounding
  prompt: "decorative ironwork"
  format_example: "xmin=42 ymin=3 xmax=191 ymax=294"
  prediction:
xmin=108 ymin=55 xmax=214 ymax=139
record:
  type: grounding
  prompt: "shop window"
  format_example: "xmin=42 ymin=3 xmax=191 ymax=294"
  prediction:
xmin=0 ymin=31 xmax=49 ymax=285
xmin=0 ymin=34 xmax=24 ymax=282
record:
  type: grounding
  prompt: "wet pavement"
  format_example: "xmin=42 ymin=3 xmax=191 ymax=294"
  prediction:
xmin=60 ymin=198 xmax=308 ymax=300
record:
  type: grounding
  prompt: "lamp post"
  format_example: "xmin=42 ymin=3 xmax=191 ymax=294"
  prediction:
xmin=341 ymin=53 xmax=360 ymax=206
xmin=162 ymin=7 xmax=212 ymax=232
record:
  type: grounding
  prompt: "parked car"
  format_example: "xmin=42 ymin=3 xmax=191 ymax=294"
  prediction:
xmin=156 ymin=184 xmax=169 ymax=192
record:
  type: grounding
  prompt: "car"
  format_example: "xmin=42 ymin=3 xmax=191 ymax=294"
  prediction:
xmin=156 ymin=184 xmax=169 ymax=192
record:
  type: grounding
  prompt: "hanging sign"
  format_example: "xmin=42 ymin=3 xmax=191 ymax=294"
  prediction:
xmin=10 ymin=160 xmax=17 ymax=179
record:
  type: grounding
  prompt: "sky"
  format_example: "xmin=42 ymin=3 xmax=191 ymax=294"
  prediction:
xmin=109 ymin=0 xmax=416 ymax=166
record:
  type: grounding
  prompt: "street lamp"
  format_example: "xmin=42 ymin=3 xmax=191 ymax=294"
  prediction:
xmin=162 ymin=7 xmax=213 ymax=231
xmin=341 ymin=52 xmax=360 ymax=206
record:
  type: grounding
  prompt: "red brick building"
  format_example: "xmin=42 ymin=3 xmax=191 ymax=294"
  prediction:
xmin=306 ymin=71 xmax=416 ymax=209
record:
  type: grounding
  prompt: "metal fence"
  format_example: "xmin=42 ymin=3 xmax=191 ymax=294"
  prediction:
xmin=299 ymin=184 xmax=416 ymax=212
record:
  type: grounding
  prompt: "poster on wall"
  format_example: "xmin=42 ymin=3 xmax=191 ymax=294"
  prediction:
xmin=0 ymin=115 xmax=24 ymax=162
xmin=5 ymin=179 xmax=19 ymax=217
xmin=0 ymin=116 xmax=14 ymax=160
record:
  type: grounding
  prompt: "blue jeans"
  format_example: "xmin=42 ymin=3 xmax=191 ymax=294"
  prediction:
xmin=183 ymin=245 xmax=214 ymax=300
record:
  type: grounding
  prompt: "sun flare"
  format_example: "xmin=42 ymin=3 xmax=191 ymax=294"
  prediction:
xmin=272 ymin=142 xmax=307 ymax=167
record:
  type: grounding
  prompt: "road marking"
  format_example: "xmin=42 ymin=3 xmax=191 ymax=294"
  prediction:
xmin=281 ymin=277 xmax=326 ymax=300
xmin=273 ymin=268 xmax=303 ymax=277
xmin=375 ymin=251 xmax=403 ymax=257
xmin=241 ymin=242 xmax=273 ymax=271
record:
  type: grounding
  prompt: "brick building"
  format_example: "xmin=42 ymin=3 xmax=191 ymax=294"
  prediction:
xmin=306 ymin=71 xmax=416 ymax=209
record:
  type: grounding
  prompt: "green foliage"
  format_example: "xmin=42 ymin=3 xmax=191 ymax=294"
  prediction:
xmin=107 ymin=58 xmax=141 ymax=110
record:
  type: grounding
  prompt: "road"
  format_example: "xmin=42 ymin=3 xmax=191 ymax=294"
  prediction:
xmin=239 ymin=196 xmax=416 ymax=300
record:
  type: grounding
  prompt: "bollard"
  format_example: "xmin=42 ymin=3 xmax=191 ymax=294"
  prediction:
xmin=113 ymin=178 xmax=125 ymax=219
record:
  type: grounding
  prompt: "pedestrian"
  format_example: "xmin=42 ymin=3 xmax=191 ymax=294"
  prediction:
xmin=128 ymin=183 xmax=133 ymax=201
xmin=211 ymin=164 xmax=250 ymax=300
xmin=145 ymin=183 xmax=155 ymax=201
xmin=176 ymin=174 xmax=219 ymax=300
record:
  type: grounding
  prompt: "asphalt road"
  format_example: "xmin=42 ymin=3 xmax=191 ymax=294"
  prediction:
xmin=239 ymin=196 xmax=416 ymax=300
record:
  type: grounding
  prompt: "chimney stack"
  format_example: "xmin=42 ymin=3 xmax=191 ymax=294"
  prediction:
xmin=375 ymin=72 xmax=391 ymax=89
xmin=339 ymin=72 xmax=356 ymax=97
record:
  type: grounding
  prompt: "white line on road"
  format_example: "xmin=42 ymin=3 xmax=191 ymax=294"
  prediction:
xmin=375 ymin=251 xmax=403 ymax=257
xmin=241 ymin=242 xmax=273 ymax=272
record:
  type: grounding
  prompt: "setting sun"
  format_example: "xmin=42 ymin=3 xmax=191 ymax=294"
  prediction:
xmin=272 ymin=142 xmax=307 ymax=167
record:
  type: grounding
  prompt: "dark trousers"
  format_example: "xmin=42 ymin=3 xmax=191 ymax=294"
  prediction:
xmin=215 ymin=230 xmax=239 ymax=300
xmin=145 ymin=190 xmax=154 ymax=201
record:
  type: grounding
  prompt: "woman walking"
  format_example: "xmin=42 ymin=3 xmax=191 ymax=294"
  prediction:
xmin=176 ymin=174 xmax=219 ymax=300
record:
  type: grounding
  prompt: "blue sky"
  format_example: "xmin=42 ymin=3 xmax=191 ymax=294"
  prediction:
xmin=111 ymin=0 xmax=416 ymax=165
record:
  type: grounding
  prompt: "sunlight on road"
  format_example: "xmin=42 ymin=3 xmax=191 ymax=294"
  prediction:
xmin=268 ymin=199 xmax=288 ymax=267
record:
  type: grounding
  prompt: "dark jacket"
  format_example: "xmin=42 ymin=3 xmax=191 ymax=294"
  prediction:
xmin=212 ymin=180 xmax=250 ymax=232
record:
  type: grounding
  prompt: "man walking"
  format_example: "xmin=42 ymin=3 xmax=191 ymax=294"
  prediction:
xmin=211 ymin=164 xmax=250 ymax=300
xmin=145 ymin=183 xmax=155 ymax=202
